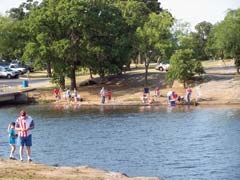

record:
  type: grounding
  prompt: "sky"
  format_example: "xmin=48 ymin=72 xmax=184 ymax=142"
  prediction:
xmin=1 ymin=0 xmax=240 ymax=30
xmin=160 ymin=0 xmax=240 ymax=29
xmin=0 ymin=0 xmax=27 ymax=14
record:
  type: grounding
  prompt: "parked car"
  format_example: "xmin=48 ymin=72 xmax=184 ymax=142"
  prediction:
xmin=9 ymin=64 xmax=27 ymax=74
xmin=10 ymin=60 xmax=34 ymax=72
xmin=0 ymin=66 xmax=19 ymax=79
xmin=155 ymin=62 xmax=170 ymax=71
xmin=22 ymin=64 xmax=34 ymax=72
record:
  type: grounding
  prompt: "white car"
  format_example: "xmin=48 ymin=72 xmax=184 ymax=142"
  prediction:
xmin=0 ymin=66 xmax=19 ymax=79
xmin=9 ymin=64 xmax=27 ymax=74
xmin=155 ymin=63 xmax=170 ymax=71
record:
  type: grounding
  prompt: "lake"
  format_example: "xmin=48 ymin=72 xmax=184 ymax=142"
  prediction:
xmin=0 ymin=104 xmax=240 ymax=180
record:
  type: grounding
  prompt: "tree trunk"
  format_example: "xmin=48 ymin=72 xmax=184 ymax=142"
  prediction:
xmin=144 ymin=58 xmax=149 ymax=87
xmin=59 ymin=75 xmax=65 ymax=90
xmin=138 ymin=53 xmax=142 ymax=64
xmin=235 ymin=54 xmax=240 ymax=74
xmin=126 ymin=63 xmax=131 ymax=71
xmin=89 ymin=68 xmax=93 ymax=79
xmin=46 ymin=61 xmax=52 ymax=77
xmin=69 ymin=63 xmax=77 ymax=90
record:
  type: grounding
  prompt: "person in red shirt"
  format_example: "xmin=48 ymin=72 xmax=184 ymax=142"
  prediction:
xmin=106 ymin=89 xmax=112 ymax=102
xmin=53 ymin=88 xmax=61 ymax=101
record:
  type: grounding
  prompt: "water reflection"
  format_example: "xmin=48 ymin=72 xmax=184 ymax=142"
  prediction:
xmin=0 ymin=105 xmax=240 ymax=180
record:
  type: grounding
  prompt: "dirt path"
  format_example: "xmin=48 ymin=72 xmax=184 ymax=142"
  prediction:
xmin=192 ymin=64 xmax=240 ymax=104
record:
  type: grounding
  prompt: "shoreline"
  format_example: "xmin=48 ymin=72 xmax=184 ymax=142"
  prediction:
xmin=0 ymin=158 xmax=162 ymax=180
xmin=38 ymin=98 xmax=240 ymax=107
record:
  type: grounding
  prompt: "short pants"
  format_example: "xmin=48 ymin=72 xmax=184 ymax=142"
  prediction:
xmin=18 ymin=135 xmax=32 ymax=146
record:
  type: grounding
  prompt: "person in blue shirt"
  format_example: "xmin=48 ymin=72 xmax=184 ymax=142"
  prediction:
xmin=8 ymin=122 xmax=18 ymax=160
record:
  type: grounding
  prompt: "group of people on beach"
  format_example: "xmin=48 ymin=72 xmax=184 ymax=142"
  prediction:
xmin=141 ymin=87 xmax=155 ymax=104
xmin=100 ymin=87 xmax=112 ymax=104
xmin=53 ymin=87 xmax=81 ymax=102
xmin=54 ymin=85 xmax=192 ymax=105
xmin=167 ymin=86 xmax=192 ymax=105
xmin=141 ymin=86 xmax=192 ymax=105
xmin=54 ymin=87 xmax=112 ymax=104
xmin=7 ymin=110 xmax=34 ymax=162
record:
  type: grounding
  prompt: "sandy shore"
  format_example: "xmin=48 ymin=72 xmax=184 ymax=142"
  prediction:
xmin=0 ymin=159 xmax=162 ymax=180
xmin=25 ymin=60 xmax=240 ymax=106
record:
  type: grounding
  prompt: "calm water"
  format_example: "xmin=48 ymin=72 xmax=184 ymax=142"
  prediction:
xmin=0 ymin=104 xmax=240 ymax=180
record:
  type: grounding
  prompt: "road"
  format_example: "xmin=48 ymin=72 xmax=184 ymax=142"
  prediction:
xmin=0 ymin=77 xmax=51 ymax=89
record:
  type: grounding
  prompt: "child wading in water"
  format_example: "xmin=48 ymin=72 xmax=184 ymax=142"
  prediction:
xmin=8 ymin=122 xmax=18 ymax=160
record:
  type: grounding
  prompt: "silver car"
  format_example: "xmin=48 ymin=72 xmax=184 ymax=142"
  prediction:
xmin=0 ymin=66 xmax=19 ymax=79
xmin=155 ymin=63 xmax=170 ymax=71
xmin=9 ymin=64 xmax=27 ymax=74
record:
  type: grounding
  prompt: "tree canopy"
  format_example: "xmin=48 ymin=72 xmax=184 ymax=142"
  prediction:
xmin=1 ymin=1 xmax=240 ymax=90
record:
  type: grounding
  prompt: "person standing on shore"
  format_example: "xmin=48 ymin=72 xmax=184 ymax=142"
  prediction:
xmin=100 ymin=87 xmax=106 ymax=104
xmin=53 ymin=88 xmax=61 ymax=101
xmin=73 ymin=88 xmax=78 ymax=102
xmin=65 ymin=88 xmax=71 ymax=102
xmin=186 ymin=86 xmax=192 ymax=105
xmin=15 ymin=110 xmax=35 ymax=162
xmin=106 ymin=89 xmax=112 ymax=102
xmin=7 ymin=122 xmax=18 ymax=160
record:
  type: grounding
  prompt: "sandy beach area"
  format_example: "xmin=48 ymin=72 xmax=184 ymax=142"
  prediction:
xmin=28 ymin=60 xmax=240 ymax=106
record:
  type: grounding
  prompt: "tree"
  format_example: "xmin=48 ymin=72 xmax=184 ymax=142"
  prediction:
xmin=222 ymin=9 xmax=240 ymax=73
xmin=0 ymin=16 xmax=15 ymax=59
xmin=0 ymin=16 xmax=28 ymax=61
xmin=80 ymin=0 xmax=132 ymax=80
xmin=141 ymin=0 xmax=162 ymax=14
xmin=23 ymin=0 xmax=61 ymax=77
xmin=171 ymin=20 xmax=191 ymax=51
xmin=190 ymin=21 xmax=213 ymax=60
xmin=23 ymin=0 xmax=134 ymax=87
xmin=7 ymin=0 xmax=40 ymax=20
xmin=136 ymin=11 xmax=173 ymax=86
xmin=208 ymin=8 xmax=240 ymax=73
xmin=116 ymin=0 xmax=150 ymax=66
xmin=0 ymin=0 xmax=40 ymax=62
xmin=167 ymin=49 xmax=204 ymax=87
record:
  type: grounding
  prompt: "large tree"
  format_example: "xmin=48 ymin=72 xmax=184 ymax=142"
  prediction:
xmin=193 ymin=21 xmax=213 ymax=60
xmin=215 ymin=9 xmax=240 ymax=73
xmin=171 ymin=20 xmax=191 ymax=51
xmin=23 ymin=0 xmax=63 ymax=80
xmin=23 ymin=0 xmax=134 ymax=88
xmin=136 ymin=11 xmax=173 ymax=86
xmin=116 ymin=0 xmax=150 ymax=66
xmin=0 ymin=0 xmax=40 ymax=61
xmin=0 ymin=16 xmax=29 ymax=61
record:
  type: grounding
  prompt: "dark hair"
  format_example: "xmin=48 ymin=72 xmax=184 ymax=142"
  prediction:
xmin=10 ymin=122 xmax=15 ymax=126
